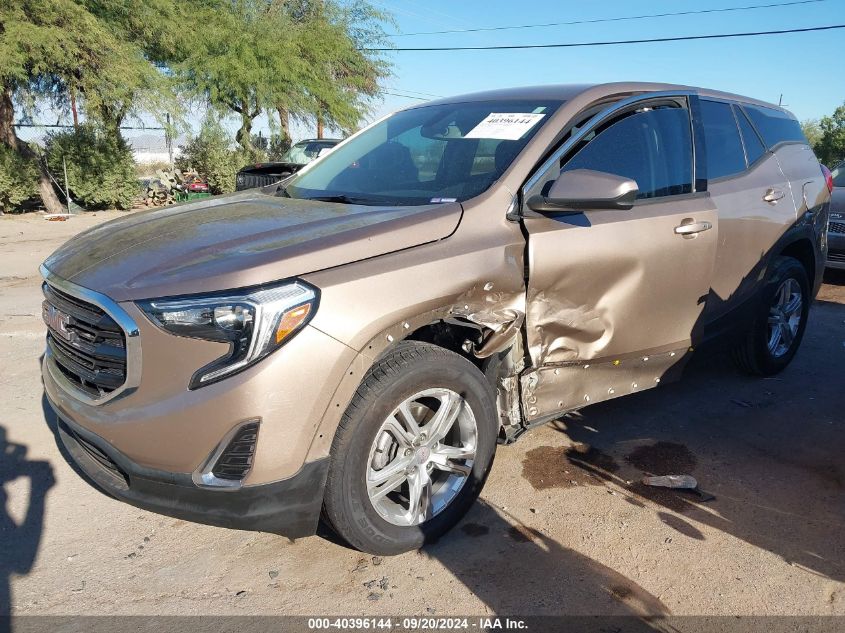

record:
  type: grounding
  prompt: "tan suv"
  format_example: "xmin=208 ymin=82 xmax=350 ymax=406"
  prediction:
xmin=41 ymin=83 xmax=830 ymax=554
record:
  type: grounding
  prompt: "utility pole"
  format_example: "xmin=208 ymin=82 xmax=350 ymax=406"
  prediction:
xmin=166 ymin=113 xmax=173 ymax=171
xmin=62 ymin=155 xmax=74 ymax=213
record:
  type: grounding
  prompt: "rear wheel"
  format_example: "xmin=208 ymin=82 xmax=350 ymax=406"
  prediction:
xmin=733 ymin=256 xmax=810 ymax=375
xmin=322 ymin=341 xmax=497 ymax=555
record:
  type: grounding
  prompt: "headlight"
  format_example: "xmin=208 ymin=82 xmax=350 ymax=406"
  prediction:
xmin=138 ymin=281 xmax=317 ymax=388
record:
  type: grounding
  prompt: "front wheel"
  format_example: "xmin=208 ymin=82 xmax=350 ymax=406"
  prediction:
xmin=733 ymin=256 xmax=810 ymax=376
xmin=322 ymin=341 xmax=498 ymax=555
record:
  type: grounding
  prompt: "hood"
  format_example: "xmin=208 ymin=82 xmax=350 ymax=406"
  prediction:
xmin=44 ymin=190 xmax=462 ymax=301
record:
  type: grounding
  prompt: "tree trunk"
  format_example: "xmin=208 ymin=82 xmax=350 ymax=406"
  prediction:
xmin=0 ymin=84 xmax=63 ymax=214
xmin=316 ymin=112 xmax=324 ymax=139
xmin=277 ymin=106 xmax=291 ymax=146
xmin=235 ymin=108 xmax=255 ymax=155
xmin=0 ymin=85 xmax=17 ymax=148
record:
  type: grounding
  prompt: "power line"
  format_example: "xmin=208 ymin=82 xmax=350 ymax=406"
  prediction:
xmin=386 ymin=0 xmax=827 ymax=37
xmin=389 ymin=87 xmax=445 ymax=98
xmin=364 ymin=23 xmax=845 ymax=52
xmin=382 ymin=91 xmax=431 ymax=101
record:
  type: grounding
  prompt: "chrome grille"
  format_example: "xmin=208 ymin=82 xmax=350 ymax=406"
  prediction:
xmin=829 ymin=221 xmax=845 ymax=235
xmin=236 ymin=172 xmax=286 ymax=191
xmin=43 ymin=282 xmax=127 ymax=399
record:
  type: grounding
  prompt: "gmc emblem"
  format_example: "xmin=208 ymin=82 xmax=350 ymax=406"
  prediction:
xmin=42 ymin=302 xmax=74 ymax=342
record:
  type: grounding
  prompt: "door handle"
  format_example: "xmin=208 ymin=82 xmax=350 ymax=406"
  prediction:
xmin=763 ymin=188 xmax=785 ymax=203
xmin=674 ymin=221 xmax=712 ymax=236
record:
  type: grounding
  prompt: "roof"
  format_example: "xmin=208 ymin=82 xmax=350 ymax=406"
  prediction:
xmin=416 ymin=82 xmax=785 ymax=113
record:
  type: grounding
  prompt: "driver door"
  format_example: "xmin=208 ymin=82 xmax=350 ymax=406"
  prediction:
xmin=519 ymin=96 xmax=718 ymax=421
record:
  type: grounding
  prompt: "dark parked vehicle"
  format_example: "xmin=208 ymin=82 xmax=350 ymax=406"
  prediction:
xmin=827 ymin=162 xmax=845 ymax=269
xmin=235 ymin=138 xmax=342 ymax=190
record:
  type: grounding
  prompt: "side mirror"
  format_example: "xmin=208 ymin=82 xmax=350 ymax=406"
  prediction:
xmin=525 ymin=169 xmax=638 ymax=215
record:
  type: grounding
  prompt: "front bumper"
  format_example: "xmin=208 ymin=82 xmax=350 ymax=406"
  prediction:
xmin=48 ymin=400 xmax=329 ymax=537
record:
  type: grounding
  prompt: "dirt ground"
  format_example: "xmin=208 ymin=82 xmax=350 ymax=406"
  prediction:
xmin=1 ymin=211 xmax=844 ymax=618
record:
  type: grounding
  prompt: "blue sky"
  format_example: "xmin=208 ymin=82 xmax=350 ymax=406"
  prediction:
xmin=370 ymin=0 xmax=843 ymax=124
xmin=18 ymin=0 xmax=844 ymax=146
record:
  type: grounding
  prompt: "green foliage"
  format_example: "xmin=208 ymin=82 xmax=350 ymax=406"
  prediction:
xmin=813 ymin=103 xmax=845 ymax=167
xmin=0 ymin=144 xmax=38 ymax=212
xmin=268 ymin=134 xmax=292 ymax=161
xmin=801 ymin=120 xmax=822 ymax=149
xmin=45 ymin=125 xmax=138 ymax=210
xmin=176 ymin=0 xmax=391 ymax=151
xmin=1 ymin=0 xmax=175 ymax=127
xmin=293 ymin=0 xmax=393 ymax=134
xmin=177 ymin=118 xmax=250 ymax=195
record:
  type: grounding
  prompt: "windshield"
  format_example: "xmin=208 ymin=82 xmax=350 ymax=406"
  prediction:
xmin=284 ymin=100 xmax=562 ymax=206
xmin=282 ymin=141 xmax=337 ymax=164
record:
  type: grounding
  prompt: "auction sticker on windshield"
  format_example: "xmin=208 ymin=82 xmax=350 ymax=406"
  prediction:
xmin=464 ymin=112 xmax=545 ymax=140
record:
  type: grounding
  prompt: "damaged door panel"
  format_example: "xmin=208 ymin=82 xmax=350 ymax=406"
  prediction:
xmin=518 ymin=95 xmax=719 ymax=421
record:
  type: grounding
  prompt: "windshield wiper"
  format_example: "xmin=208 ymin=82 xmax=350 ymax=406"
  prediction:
xmin=304 ymin=194 xmax=373 ymax=205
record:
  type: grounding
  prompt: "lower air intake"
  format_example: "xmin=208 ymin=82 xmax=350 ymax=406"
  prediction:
xmin=211 ymin=421 xmax=260 ymax=481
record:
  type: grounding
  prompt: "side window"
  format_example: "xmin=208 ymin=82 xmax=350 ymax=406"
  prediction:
xmin=734 ymin=105 xmax=767 ymax=166
xmin=699 ymin=100 xmax=746 ymax=180
xmin=743 ymin=104 xmax=806 ymax=148
xmin=559 ymin=106 xmax=693 ymax=199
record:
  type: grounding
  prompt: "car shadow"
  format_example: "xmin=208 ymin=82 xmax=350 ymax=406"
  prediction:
xmin=536 ymin=296 xmax=845 ymax=584
xmin=822 ymin=268 xmax=845 ymax=285
xmin=425 ymin=499 xmax=669 ymax=620
xmin=0 ymin=425 xmax=55 ymax=629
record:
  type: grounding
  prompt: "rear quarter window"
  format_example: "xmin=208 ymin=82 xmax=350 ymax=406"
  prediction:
xmin=743 ymin=105 xmax=807 ymax=149
xmin=733 ymin=105 xmax=767 ymax=166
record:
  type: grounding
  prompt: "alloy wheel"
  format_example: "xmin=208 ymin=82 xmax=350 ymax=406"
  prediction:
xmin=365 ymin=388 xmax=477 ymax=527
xmin=767 ymin=277 xmax=802 ymax=358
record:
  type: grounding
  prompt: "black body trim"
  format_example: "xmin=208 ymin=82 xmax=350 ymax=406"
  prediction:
xmin=47 ymin=396 xmax=328 ymax=538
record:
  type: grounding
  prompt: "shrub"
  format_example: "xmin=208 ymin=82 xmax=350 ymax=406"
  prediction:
xmin=45 ymin=125 xmax=138 ymax=210
xmin=0 ymin=145 xmax=39 ymax=213
xmin=177 ymin=118 xmax=258 ymax=195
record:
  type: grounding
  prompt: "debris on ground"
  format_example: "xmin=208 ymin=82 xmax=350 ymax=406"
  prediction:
xmin=642 ymin=474 xmax=698 ymax=489
xmin=642 ymin=474 xmax=715 ymax=502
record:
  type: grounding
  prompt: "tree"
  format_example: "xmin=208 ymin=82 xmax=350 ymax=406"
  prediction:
xmin=177 ymin=0 xmax=391 ymax=155
xmin=79 ymin=0 xmax=186 ymax=137
xmin=0 ymin=0 xmax=171 ymax=212
xmin=801 ymin=119 xmax=822 ymax=149
xmin=176 ymin=1 xmax=305 ymax=157
xmin=813 ymin=102 xmax=845 ymax=167
xmin=283 ymin=0 xmax=392 ymax=137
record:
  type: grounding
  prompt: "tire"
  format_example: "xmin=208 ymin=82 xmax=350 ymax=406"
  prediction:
xmin=732 ymin=256 xmax=810 ymax=376
xmin=322 ymin=341 xmax=498 ymax=555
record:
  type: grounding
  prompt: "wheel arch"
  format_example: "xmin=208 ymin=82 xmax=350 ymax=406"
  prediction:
xmin=778 ymin=237 xmax=817 ymax=289
xmin=304 ymin=311 xmax=520 ymax=467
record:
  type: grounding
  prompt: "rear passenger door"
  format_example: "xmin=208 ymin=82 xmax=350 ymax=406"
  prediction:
xmin=695 ymin=99 xmax=797 ymax=324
